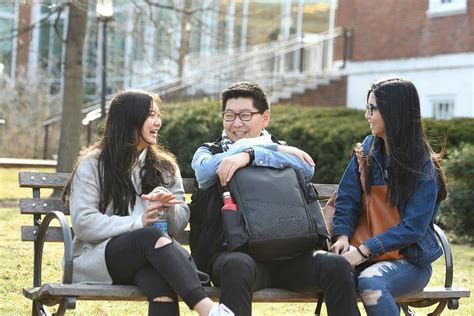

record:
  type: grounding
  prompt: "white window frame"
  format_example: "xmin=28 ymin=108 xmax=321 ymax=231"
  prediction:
xmin=432 ymin=97 xmax=455 ymax=120
xmin=426 ymin=0 xmax=467 ymax=18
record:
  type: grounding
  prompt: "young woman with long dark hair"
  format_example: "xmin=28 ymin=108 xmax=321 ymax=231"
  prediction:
xmin=63 ymin=90 xmax=232 ymax=316
xmin=330 ymin=78 xmax=447 ymax=315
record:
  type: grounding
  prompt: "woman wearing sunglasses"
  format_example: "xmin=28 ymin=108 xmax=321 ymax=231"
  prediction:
xmin=330 ymin=78 xmax=447 ymax=315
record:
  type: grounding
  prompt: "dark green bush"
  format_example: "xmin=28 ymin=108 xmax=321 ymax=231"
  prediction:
xmin=424 ymin=118 xmax=474 ymax=154
xmin=159 ymin=100 xmax=474 ymax=185
xmin=437 ymin=143 xmax=474 ymax=242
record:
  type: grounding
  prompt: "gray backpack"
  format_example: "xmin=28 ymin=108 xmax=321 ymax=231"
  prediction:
xmin=222 ymin=166 xmax=329 ymax=261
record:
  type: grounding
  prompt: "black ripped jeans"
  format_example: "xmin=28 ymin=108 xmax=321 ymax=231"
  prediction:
xmin=105 ymin=227 xmax=208 ymax=316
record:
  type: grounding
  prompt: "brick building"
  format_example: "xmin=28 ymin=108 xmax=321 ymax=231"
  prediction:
xmin=335 ymin=0 xmax=474 ymax=118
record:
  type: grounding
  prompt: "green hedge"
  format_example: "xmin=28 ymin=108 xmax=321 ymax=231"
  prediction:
xmin=437 ymin=143 xmax=474 ymax=242
xmin=159 ymin=100 xmax=474 ymax=184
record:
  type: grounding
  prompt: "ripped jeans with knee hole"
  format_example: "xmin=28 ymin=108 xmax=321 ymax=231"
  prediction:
xmin=105 ymin=227 xmax=208 ymax=316
xmin=354 ymin=259 xmax=432 ymax=316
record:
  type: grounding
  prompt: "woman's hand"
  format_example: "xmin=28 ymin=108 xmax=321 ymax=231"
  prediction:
xmin=141 ymin=202 xmax=163 ymax=227
xmin=141 ymin=189 xmax=182 ymax=206
xmin=342 ymin=245 xmax=368 ymax=268
xmin=277 ymin=145 xmax=315 ymax=166
xmin=354 ymin=142 xmax=364 ymax=173
xmin=330 ymin=235 xmax=350 ymax=254
xmin=141 ymin=189 xmax=182 ymax=226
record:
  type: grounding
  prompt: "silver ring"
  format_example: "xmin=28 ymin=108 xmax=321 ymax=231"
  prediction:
xmin=158 ymin=210 xmax=165 ymax=216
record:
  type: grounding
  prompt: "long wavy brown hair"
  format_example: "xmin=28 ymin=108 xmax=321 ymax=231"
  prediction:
xmin=63 ymin=89 xmax=177 ymax=216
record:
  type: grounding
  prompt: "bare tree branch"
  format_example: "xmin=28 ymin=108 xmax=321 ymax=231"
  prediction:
xmin=144 ymin=0 xmax=217 ymax=16
xmin=0 ymin=2 xmax=66 ymax=45
xmin=53 ymin=4 xmax=67 ymax=44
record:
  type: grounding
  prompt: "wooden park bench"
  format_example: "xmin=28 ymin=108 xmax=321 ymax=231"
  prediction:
xmin=19 ymin=172 xmax=470 ymax=316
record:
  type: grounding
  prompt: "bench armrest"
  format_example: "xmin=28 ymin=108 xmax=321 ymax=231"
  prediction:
xmin=433 ymin=223 xmax=453 ymax=288
xmin=34 ymin=211 xmax=74 ymax=287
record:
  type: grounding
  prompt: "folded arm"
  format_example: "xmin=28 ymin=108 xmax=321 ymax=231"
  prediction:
xmin=192 ymin=143 xmax=315 ymax=189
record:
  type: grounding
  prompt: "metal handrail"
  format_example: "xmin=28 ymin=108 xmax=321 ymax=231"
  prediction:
xmin=45 ymin=27 xmax=346 ymax=125
xmin=81 ymin=27 xmax=346 ymax=124
xmin=41 ymin=27 xmax=350 ymax=157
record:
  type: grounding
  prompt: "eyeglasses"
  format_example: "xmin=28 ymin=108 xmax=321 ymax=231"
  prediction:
xmin=222 ymin=111 xmax=261 ymax=122
xmin=365 ymin=104 xmax=379 ymax=116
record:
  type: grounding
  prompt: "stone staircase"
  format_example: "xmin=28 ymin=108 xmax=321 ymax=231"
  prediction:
xmin=270 ymin=75 xmax=346 ymax=106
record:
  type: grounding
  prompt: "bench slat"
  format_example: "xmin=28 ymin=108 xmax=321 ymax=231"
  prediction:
xmin=313 ymin=184 xmax=337 ymax=200
xmin=20 ymin=198 xmax=68 ymax=215
xmin=182 ymin=178 xmax=195 ymax=194
xmin=22 ymin=226 xmax=70 ymax=242
xmin=181 ymin=180 xmax=337 ymax=200
xmin=19 ymin=172 xmax=69 ymax=189
xmin=21 ymin=225 xmax=191 ymax=245
xmin=19 ymin=172 xmax=337 ymax=200
xmin=23 ymin=284 xmax=470 ymax=303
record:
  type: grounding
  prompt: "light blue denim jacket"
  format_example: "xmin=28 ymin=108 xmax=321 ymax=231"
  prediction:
xmin=192 ymin=142 xmax=314 ymax=189
xmin=332 ymin=135 xmax=443 ymax=266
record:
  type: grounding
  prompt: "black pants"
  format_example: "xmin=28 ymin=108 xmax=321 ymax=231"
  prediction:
xmin=105 ymin=227 xmax=208 ymax=316
xmin=212 ymin=251 xmax=360 ymax=316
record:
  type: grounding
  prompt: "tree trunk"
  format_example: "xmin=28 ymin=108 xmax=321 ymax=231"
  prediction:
xmin=177 ymin=0 xmax=192 ymax=82
xmin=56 ymin=2 xmax=88 ymax=173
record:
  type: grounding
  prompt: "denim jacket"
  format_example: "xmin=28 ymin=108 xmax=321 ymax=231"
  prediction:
xmin=192 ymin=139 xmax=314 ymax=189
xmin=332 ymin=135 xmax=443 ymax=266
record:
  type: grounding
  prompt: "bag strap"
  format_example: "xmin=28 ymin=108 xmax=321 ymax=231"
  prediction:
xmin=173 ymin=238 xmax=211 ymax=285
xmin=196 ymin=270 xmax=211 ymax=285
xmin=314 ymin=292 xmax=324 ymax=315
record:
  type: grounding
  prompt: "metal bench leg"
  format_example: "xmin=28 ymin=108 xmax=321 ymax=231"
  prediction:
xmin=53 ymin=297 xmax=76 ymax=316
xmin=32 ymin=300 xmax=51 ymax=316
xmin=427 ymin=299 xmax=448 ymax=316
xmin=400 ymin=303 xmax=417 ymax=316
xmin=447 ymin=298 xmax=459 ymax=310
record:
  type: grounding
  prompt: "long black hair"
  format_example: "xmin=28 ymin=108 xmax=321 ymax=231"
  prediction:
xmin=63 ymin=89 xmax=177 ymax=216
xmin=366 ymin=78 xmax=447 ymax=208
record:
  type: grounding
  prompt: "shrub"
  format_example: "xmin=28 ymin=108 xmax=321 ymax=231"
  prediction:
xmin=424 ymin=118 xmax=474 ymax=154
xmin=437 ymin=144 xmax=474 ymax=242
xmin=159 ymin=100 xmax=474 ymax=184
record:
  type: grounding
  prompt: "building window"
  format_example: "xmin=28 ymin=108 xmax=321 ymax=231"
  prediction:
xmin=0 ymin=3 xmax=15 ymax=78
xmin=427 ymin=0 xmax=467 ymax=18
xmin=432 ymin=99 xmax=454 ymax=120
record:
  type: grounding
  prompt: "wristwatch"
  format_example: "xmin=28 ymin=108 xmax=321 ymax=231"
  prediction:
xmin=357 ymin=244 xmax=371 ymax=260
xmin=243 ymin=147 xmax=255 ymax=166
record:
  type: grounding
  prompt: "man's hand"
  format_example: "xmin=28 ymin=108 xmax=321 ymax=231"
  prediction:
xmin=216 ymin=152 xmax=250 ymax=186
xmin=277 ymin=145 xmax=315 ymax=166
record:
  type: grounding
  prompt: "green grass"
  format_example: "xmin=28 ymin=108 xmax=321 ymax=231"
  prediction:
xmin=1 ymin=205 xmax=472 ymax=315
xmin=0 ymin=167 xmax=55 ymax=200
xmin=1 ymin=168 xmax=472 ymax=315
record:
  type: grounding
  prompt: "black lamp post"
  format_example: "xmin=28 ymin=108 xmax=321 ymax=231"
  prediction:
xmin=0 ymin=118 xmax=5 ymax=147
xmin=96 ymin=0 xmax=114 ymax=120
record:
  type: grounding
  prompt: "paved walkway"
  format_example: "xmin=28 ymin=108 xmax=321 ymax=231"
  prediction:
xmin=0 ymin=158 xmax=57 ymax=168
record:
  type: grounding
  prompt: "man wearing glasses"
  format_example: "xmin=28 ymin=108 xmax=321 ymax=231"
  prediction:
xmin=190 ymin=82 xmax=359 ymax=316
